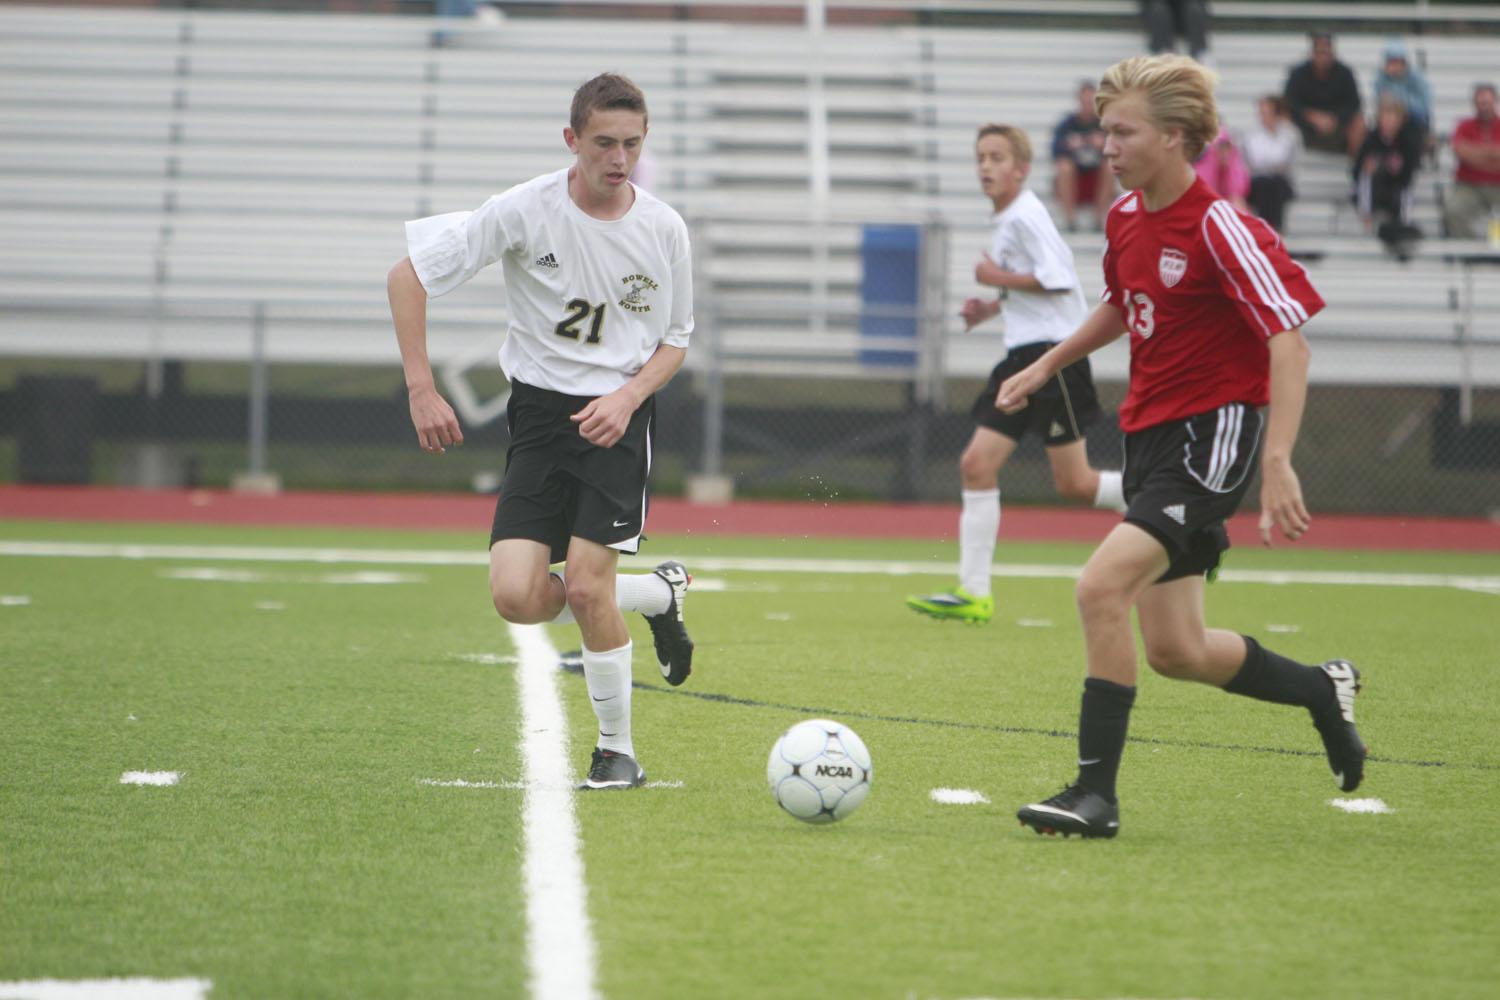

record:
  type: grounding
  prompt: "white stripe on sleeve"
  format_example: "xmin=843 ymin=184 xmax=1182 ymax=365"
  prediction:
xmin=1207 ymin=202 xmax=1308 ymax=329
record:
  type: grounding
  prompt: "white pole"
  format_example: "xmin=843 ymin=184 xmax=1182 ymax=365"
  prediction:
xmin=807 ymin=0 xmax=829 ymax=338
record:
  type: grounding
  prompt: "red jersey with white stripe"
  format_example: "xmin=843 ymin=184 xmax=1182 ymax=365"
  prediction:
xmin=1101 ymin=177 xmax=1324 ymax=433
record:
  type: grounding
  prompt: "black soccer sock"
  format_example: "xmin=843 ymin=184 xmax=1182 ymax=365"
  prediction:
xmin=1075 ymin=677 xmax=1136 ymax=803
xmin=1224 ymin=635 xmax=1335 ymax=713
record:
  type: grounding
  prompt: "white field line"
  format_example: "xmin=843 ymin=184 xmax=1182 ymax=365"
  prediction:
xmin=930 ymin=788 xmax=990 ymax=805
xmin=1 ymin=540 xmax=1497 ymax=593
xmin=0 ymin=979 xmax=211 ymax=999
xmin=120 ymin=771 xmax=179 ymax=786
xmin=509 ymin=622 xmax=599 ymax=1000
xmin=1329 ymin=797 xmax=1394 ymax=814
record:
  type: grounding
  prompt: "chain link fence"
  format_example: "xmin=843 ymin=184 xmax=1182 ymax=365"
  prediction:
xmin=5 ymin=341 xmax=1500 ymax=518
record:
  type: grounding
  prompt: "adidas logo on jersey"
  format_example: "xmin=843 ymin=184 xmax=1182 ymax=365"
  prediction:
xmin=1163 ymin=503 xmax=1187 ymax=525
xmin=534 ymin=252 xmax=559 ymax=268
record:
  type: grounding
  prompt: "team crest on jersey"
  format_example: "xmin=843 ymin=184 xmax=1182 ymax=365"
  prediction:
xmin=618 ymin=273 xmax=659 ymax=313
xmin=1158 ymin=247 xmax=1189 ymax=288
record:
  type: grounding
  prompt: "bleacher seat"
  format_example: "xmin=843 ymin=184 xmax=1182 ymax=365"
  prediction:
xmin=1 ymin=4 xmax=1497 ymax=387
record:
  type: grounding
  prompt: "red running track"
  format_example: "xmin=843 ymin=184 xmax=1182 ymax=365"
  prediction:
xmin=1 ymin=485 xmax=1497 ymax=552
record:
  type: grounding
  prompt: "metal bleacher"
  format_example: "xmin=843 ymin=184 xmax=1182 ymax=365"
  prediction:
xmin=1 ymin=2 xmax=1497 ymax=391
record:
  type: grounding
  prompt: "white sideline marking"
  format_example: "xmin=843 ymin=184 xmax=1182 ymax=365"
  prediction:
xmin=764 ymin=612 xmax=794 ymax=621
xmin=1266 ymin=623 xmax=1301 ymax=633
xmin=158 ymin=567 xmax=424 ymax=585
xmin=419 ymin=777 xmax=683 ymax=791
xmin=509 ymin=622 xmax=600 ymax=1000
xmin=454 ymin=652 xmax=519 ymax=666
xmin=4 ymin=540 xmax=1498 ymax=594
xmin=1 ymin=594 xmax=31 ymax=606
xmin=255 ymin=601 xmax=286 ymax=612
xmin=1016 ymin=618 xmax=1054 ymax=628
xmin=930 ymin=787 xmax=990 ymax=805
xmin=419 ymin=778 xmax=526 ymax=789
xmin=0 ymin=978 xmax=211 ymax=999
xmin=120 ymin=771 xmax=178 ymax=786
xmin=1329 ymin=797 xmax=1394 ymax=814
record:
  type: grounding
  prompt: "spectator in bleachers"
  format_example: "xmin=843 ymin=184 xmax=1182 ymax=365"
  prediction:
xmin=1353 ymin=96 xmax=1424 ymax=251
xmin=1444 ymin=82 xmax=1500 ymax=239
xmin=1139 ymin=0 xmax=1211 ymax=63
xmin=1051 ymin=81 xmax=1114 ymax=231
xmin=1243 ymin=95 xmax=1299 ymax=232
xmin=1194 ymin=125 xmax=1250 ymax=210
xmin=1372 ymin=39 xmax=1433 ymax=147
xmin=1284 ymin=33 xmax=1366 ymax=158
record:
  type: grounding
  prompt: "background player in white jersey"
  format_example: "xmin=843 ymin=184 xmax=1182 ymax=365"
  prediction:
xmin=386 ymin=73 xmax=694 ymax=791
xmin=907 ymin=124 xmax=1124 ymax=625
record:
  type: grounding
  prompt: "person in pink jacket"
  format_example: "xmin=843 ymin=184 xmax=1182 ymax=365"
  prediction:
xmin=1195 ymin=125 xmax=1251 ymax=210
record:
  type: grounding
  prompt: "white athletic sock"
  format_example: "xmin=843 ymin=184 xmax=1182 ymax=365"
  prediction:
xmin=1094 ymin=470 xmax=1126 ymax=513
xmin=615 ymin=571 xmax=671 ymax=616
xmin=547 ymin=572 xmax=575 ymax=625
xmin=549 ymin=570 xmax=670 ymax=622
xmin=958 ymin=488 xmax=1000 ymax=597
xmin=583 ymin=641 xmax=634 ymax=757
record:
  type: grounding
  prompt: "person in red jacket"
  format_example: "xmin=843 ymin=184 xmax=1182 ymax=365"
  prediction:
xmin=997 ymin=54 xmax=1367 ymax=839
xmin=1444 ymin=82 xmax=1500 ymax=238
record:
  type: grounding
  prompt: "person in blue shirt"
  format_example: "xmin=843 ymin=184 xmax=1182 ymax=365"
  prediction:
xmin=1373 ymin=39 xmax=1434 ymax=146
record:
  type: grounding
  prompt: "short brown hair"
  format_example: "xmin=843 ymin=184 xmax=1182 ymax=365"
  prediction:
xmin=1096 ymin=54 xmax=1219 ymax=162
xmin=570 ymin=73 xmax=648 ymax=134
xmin=975 ymin=123 xmax=1033 ymax=165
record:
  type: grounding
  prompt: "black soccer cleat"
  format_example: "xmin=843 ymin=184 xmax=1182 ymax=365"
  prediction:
xmin=578 ymin=747 xmax=646 ymax=791
xmin=645 ymin=560 xmax=694 ymax=686
xmin=1313 ymin=659 xmax=1367 ymax=793
xmin=1017 ymin=784 xmax=1120 ymax=839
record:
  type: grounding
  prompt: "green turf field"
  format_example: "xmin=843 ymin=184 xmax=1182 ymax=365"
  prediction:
xmin=3 ymin=518 xmax=1498 ymax=999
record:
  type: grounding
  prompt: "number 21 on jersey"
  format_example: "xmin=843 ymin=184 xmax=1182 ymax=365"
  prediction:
xmin=554 ymin=298 xmax=606 ymax=343
xmin=1122 ymin=289 xmax=1156 ymax=339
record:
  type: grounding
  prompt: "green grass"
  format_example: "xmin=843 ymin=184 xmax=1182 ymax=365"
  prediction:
xmin=3 ymin=519 xmax=1498 ymax=999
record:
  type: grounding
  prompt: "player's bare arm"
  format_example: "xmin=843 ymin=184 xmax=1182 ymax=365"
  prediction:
xmin=975 ymin=253 xmax=1048 ymax=293
xmin=388 ymin=256 xmax=463 ymax=454
xmin=996 ymin=301 xmax=1126 ymax=412
xmin=571 ymin=343 xmax=687 ymax=448
xmin=1259 ymin=329 xmax=1313 ymax=546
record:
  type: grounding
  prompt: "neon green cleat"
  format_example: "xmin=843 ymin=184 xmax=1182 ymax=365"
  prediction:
xmin=905 ymin=587 xmax=994 ymax=624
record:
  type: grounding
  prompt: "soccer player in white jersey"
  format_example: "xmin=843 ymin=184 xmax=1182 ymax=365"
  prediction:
xmin=907 ymin=124 xmax=1124 ymax=625
xmin=387 ymin=74 xmax=694 ymax=791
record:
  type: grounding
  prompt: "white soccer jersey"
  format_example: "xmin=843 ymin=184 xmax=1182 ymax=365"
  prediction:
xmin=987 ymin=189 xmax=1087 ymax=349
xmin=405 ymin=167 xmax=693 ymax=397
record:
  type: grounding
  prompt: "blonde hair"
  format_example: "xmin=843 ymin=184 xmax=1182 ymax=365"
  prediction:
xmin=975 ymin=123 xmax=1033 ymax=166
xmin=1096 ymin=55 xmax=1220 ymax=161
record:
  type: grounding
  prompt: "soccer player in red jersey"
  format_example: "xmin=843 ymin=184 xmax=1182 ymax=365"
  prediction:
xmin=996 ymin=55 xmax=1367 ymax=839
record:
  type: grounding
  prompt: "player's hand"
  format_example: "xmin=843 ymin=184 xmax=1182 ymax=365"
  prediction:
xmin=571 ymin=389 xmax=635 ymax=448
xmin=995 ymin=363 xmax=1048 ymax=414
xmin=408 ymin=384 xmax=463 ymax=454
xmin=1258 ymin=458 xmax=1311 ymax=546
xmin=959 ymin=297 xmax=994 ymax=331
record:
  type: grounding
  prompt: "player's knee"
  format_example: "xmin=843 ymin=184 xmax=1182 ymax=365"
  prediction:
xmin=958 ymin=447 xmax=997 ymax=486
xmin=563 ymin=572 xmax=612 ymax=621
xmin=490 ymin=581 xmax=532 ymax=623
xmin=1075 ymin=571 xmax=1128 ymax=622
xmin=1144 ymin=640 xmax=1205 ymax=679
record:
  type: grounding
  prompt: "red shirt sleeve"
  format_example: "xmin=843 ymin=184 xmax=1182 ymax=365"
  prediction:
xmin=1202 ymin=201 xmax=1324 ymax=337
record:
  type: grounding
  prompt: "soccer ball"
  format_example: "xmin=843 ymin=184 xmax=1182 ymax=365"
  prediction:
xmin=766 ymin=719 xmax=873 ymax=823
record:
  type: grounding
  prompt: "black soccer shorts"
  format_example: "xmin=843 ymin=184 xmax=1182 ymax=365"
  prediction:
xmin=1122 ymin=402 xmax=1264 ymax=582
xmin=490 ymin=379 xmax=654 ymax=565
xmin=971 ymin=341 xmax=1102 ymax=446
